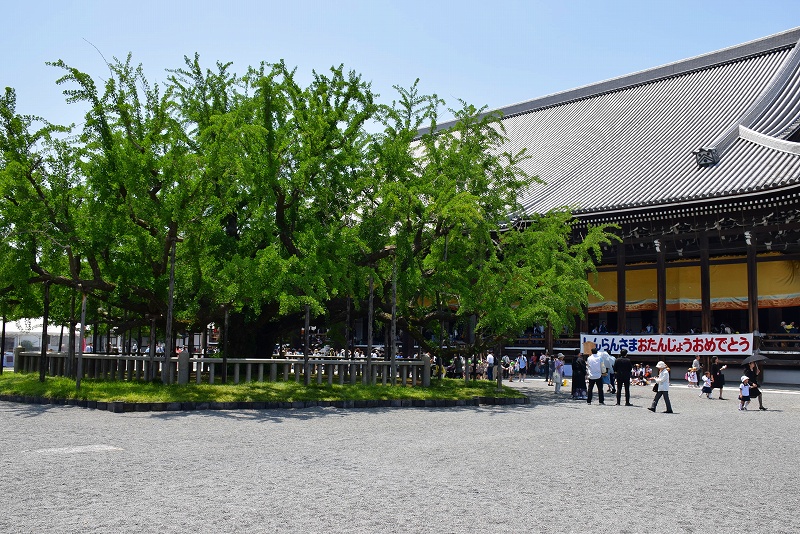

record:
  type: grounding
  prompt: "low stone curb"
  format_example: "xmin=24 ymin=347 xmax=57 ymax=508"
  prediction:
xmin=0 ymin=393 xmax=528 ymax=413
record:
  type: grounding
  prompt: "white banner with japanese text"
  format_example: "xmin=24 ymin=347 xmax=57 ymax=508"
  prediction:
xmin=580 ymin=333 xmax=753 ymax=357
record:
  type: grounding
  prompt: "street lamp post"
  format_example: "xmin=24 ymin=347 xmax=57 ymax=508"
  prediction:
xmin=148 ymin=314 xmax=157 ymax=382
xmin=1 ymin=314 xmax=6 ymax=376
xmin=391 ymin=258 xmax=397 ymax=385
xmin=304 ymin=304 xmax=310 ymax=385
xmin=39 ymin=281 xmax=51 ymax=383
xmin=366 ymin=275 xmax=373 ymax=385
xmin=222 ymin=306 xmax=230 ymax=384
xmin=76 ymin=290 xmax=87 ymax=390
xmin=163 ymin=237 xmax=177 ymax=385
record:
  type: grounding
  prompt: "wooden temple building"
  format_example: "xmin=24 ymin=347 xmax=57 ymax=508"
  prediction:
xmin=430 ymin=27 xmax=800 ymax=376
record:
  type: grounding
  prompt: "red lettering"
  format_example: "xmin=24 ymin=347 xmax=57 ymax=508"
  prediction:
xmin=737 ymin=336 xmax=750 ymax=353
xmin=666 ymin=337 xmax=682 ymax=353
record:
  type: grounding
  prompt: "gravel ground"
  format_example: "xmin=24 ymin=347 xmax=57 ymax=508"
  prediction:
xmin=2 ymin=378 xmax=799 ymax=534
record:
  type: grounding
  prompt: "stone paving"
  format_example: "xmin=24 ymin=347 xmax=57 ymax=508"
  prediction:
xmin=1 ymin=377 xmax=799 ymax=533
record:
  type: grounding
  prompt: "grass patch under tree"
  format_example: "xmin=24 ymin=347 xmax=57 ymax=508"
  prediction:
xmin=0 ymin=372 xmax=523 ymax=404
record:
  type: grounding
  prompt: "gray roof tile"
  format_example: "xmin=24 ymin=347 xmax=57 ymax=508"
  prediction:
xmin=444 ymin=28 xmax=800 ymax=217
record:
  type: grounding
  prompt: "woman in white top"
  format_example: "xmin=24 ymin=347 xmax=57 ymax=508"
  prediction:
xmin=553 ymin=354 xmax=565 ymax=393
xmin=647 ymin=361 xmax=673 ymax=413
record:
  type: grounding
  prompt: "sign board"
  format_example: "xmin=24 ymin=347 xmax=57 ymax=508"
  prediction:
xmin=580 ymin=333 xmax=753 ymax=357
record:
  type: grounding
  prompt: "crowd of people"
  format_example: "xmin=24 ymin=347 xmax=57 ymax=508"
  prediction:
xmin=449 ymin=351 xmax=569 ymax=383
xmin=287 ymin=346 xmax=771 ymax=415
xmin=441 ymin=347 xmax=770 ymax=414
xmin=565 ymin=349 xmax=768 ymax=413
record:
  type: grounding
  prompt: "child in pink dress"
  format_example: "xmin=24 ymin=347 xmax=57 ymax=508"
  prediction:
xmin=685 ymin=367 xmax=698 ymax=388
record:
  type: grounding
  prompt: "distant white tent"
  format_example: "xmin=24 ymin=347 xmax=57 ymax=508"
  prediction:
xmin=2 ymin=317 xmax=78 ymax=352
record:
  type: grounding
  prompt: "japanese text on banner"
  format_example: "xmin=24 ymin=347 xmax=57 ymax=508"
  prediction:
xmin=580 ymin=333 xmax=753 ymax=356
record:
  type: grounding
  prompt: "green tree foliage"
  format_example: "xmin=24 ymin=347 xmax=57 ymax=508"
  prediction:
xmin=0 ymin=87 xmax=81 ymax=321
xmin=167 ymin=57 xmax=378 ymax=355
xmin=365 ymin=83 xmax=618 ymax=356
xmin=0 ymin=57 xmax=618 ymax=358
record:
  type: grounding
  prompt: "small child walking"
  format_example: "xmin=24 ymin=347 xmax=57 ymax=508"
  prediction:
xmin=685 ymin=367 xmax=698 ymax=388
xmin=739 ymin=375 xmax=751 ymax=411
xmin=699 ymin=372 xmax=713 ymax=398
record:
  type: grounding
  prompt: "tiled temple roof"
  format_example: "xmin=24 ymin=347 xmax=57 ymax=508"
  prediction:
xmin=426 ymin=28 xmax=800 ymax=218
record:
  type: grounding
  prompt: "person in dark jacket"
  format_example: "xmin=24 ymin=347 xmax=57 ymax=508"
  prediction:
xmin=613 ymin=348 xmax=634 ymax=406
xmin=711 ymin=356 xmax=728 ymax=400
xmin=571 ymin=353 xmax=587 ymax=400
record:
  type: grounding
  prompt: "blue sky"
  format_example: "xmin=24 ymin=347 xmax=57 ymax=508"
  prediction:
xmin=4 ymin=0 xmax=800 ymax=129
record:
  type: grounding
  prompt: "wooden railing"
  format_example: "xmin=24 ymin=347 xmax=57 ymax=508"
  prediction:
xmin=12 ymin=349 xmax=432 ymax=387
xmin=759 ymin=333 xmax=800 ymax=352
xmin=507 ymin=336 xmax=580 ymax=353
xmin=754 ymin=333 xmax=800 ymax=369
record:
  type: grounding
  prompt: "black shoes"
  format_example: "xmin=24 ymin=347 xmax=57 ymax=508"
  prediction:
xmin=625 ymin=403 xmax=633 ymax=406
xmin=759 ymin=406 xmax=767 ymax=411
xmin=647 ymin=407 xmax=655 ymax=412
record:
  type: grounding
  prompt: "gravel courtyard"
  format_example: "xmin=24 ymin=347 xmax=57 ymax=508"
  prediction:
xmin=2 ymin=379 xmax=799 ymax=534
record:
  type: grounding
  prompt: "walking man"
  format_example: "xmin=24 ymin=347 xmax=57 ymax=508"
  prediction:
xmin=586 ymin=348 xmax=605 ymax=404
xmin=648 ymin=361 xmax=673 ymax=413
xmin=516 ymin=353 xmax=528 ymax=382
xmin=613 ymin=348 xmax=633 ymax=406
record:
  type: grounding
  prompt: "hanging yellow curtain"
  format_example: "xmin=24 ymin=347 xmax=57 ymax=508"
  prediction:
xmin=588 ymin=259 xmax=800 ymax=312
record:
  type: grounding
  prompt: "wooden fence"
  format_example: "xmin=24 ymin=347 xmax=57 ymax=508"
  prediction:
xmin=11 ymin=348 xmax=432 ymax=387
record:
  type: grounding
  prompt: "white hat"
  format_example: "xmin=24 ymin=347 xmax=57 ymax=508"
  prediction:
xmin=656 ymin=361 xmax=667 ymax=369
xmin=741 ymin=375 xmax=749 ymax=382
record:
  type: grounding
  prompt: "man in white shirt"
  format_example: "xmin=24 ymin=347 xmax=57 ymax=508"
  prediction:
xmin=516 ymin=353 xmax=528 ymax=382
xmin=586 ymin=348 xmax=605 ymax=404
xmin=486 ymin=353 xmax=495 ymax=380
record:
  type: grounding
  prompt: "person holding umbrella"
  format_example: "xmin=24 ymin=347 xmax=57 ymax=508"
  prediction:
xmin=743 ymin=354 xmax=768 ymax=411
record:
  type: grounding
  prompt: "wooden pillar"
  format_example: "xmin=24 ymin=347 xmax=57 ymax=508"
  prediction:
xmin=655 ymin=240 xmax=667 ymax=334
xmin=616 ymin=244 xmax=627 ymax=334
xmin=700 ymin=234 xmax=712 ymax=333
xmin=746 ymin=231 xmax=759 ymax=335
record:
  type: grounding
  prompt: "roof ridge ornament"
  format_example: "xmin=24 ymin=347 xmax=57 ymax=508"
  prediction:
xmin=692 ymin=147 xmax=719 ymax=167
